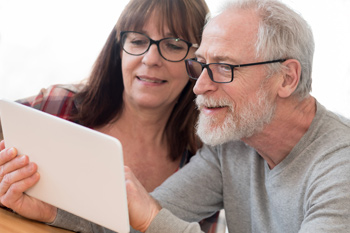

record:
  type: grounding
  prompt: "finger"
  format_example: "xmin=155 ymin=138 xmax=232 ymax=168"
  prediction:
xmin=1 ymin=171 xmax=57 ymax=223
xmin=0 ymin=148 xmax=20 ymax=182
xmin=0 ymin=162 xmax=37 ymax=197
xmin=0 ymin=147 xmax=17 ymax=165
xmin=0 ymin=155 xmax=29 ymax=183
xmin=0 ymin=172 xmax=40 ymax=209
xmin=0 ymin=140 xmax=5 ymax=150
xmin=124 ymin=166 xmax=161 ymax=232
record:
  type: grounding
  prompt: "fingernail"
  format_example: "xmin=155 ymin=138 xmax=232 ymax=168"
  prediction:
xmin=8 ymin=148 xmax=15 ymax=156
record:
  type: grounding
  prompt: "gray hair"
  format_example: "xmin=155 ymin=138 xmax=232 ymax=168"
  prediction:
xmin=214 ymin=0 xmax=314 ymax=99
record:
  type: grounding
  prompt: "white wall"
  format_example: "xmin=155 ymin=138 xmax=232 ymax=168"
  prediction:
xmin=1 ymin=0 xmax=349 ymax=117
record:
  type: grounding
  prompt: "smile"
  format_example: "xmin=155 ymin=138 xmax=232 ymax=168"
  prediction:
xmin=206 ymin=106 xmax=226 ymax=109
xmin=137 ymin=76 xmax=167 ymax=84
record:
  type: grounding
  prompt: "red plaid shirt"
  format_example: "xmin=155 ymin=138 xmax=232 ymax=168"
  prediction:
xmin=17 ymin=84 xmax=81 ymax=121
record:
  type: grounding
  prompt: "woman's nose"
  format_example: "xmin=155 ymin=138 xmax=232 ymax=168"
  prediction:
xmin=141 ymin=44 xmax=162 ymax=66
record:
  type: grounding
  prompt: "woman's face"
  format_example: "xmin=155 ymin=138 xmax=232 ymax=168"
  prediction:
xmin=121 ymin=13 xmax=195 ymax=112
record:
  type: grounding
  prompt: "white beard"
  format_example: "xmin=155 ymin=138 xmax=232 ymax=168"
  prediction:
xmin=195 ymin=87 xmax=276 ymax=146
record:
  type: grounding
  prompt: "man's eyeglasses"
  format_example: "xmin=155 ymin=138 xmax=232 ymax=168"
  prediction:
xmin=120 ymin=31 xmax=198 ymax=62
xmin=185 ymin=58 xmax=287 ymax=83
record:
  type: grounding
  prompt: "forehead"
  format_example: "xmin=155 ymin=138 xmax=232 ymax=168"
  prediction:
xmin=197 ymin=8 xmax=260 ymax=63
xmin=140 ymin=11 xmax=171 ymax=35
xmin=125 ymin=8 xmax=192 ymax=41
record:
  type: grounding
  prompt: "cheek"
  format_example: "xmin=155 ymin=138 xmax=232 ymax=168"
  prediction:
xmin=121 ymin=54 xmax=139 ymax=82
xmin=121 ymin=59 xmax=129 ymax=85
xmin=167 ymin=66 xmax=190 ymax=99
xmin=169 ymin=62 xmax=190 ymax=84
xmin=220 ymin=85 xmax=251 ymax=118
xmin=121 ymin=52 xmax=133 ymax=72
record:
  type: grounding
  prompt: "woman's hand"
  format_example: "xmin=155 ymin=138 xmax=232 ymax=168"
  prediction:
xmin=124 ymin=166 xmax=161 ymax=232
xmin=0 ymin=140 xmax=57 ymax=223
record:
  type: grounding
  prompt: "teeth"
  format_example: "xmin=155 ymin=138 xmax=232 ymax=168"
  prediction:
xmin=138 ymin=77 xmax=165 ymax=83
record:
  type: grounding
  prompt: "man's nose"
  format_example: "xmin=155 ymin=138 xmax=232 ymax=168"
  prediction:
xmin=193 ymin=68 xmax=218 ymax=95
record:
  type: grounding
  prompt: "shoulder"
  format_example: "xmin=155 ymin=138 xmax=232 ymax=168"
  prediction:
xmin=302 ymin=145 xmax=350 ymax=229
xmin=302 ymin=102 xmax=350 ymax=178
xmin=303 ymin=104 xmax=350 ymax=195
xmin=308 ymin=102 xmax=350 ymax=154
xmin=316 ymin=101 xmax=350 ymax=134
xmin=190 ymin=140 xmax=254 ymax=168
xmin=17 ymin=83 xmax=85 ymax=119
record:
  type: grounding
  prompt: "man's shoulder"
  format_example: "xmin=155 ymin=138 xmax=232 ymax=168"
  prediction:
xmin=305 ymin=104 xmax=350 ymax=169
xmin=326 ymin=111 xmax=350 ymax=130
xmin=315 ymin=102 xmax=350 ymax=140
xmin=322 ymin=109 xmax=350 ymax=143
xmin=317 ymin=101 xmax=350 ymax=128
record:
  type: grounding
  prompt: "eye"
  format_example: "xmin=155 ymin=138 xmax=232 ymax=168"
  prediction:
xmin=129 ymin=38 xmax=148 ymax=46
xmin=163 ymin=39 xmax=187 ymax=52
xmin=218 ymin=64 xmax=231 ymax=72
xmin=214 ymin=64 xmax=232 ymax=79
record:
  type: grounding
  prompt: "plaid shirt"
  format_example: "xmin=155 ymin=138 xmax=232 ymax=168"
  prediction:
xmin=1 ymin=84 xmax=79 ymax=141
xmin=2 ymin=84 xmax=220 ymax=232
xmin=17 ymin=84 xmax=81 ymax=121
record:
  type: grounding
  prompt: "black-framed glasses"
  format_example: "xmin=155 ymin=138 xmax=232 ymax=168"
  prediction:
xmin=185 ymin=58 xmax=287 ymax=83
xmin=120 ymin=31 xmax=199 ymax=62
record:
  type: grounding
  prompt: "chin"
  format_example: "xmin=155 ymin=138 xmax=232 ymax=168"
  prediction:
xmin=196 ymin=112 xmax=239 ymax=146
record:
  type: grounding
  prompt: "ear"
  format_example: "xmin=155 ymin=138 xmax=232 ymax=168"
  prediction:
xmin=277 ymin=59 xmax=301 ymax=98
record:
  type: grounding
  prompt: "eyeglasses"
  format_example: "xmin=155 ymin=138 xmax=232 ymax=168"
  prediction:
xmin=120 ymin=31 xmax=199 ymax=62
xmin=185 ymin=58 xmax=287 ymax=83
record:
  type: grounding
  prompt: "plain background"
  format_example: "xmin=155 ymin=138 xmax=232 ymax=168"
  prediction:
xmin=1 ymin=0 xmax=349 ymax=118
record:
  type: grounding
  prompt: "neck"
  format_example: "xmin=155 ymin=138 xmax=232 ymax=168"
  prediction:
xmin=97 ymin=99 xmax=175 ymax=146
xmin=242 ymin=96 xmax=316 ymax=169
xmin=94 ymin=99 xmax=181 ymax=192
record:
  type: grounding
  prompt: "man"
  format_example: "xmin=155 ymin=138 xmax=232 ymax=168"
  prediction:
xmin=126 ymin=0 xmax=350 ymax=232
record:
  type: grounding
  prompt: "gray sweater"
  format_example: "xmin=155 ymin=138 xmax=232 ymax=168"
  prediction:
xmin=51 ymin=101 xmax=350 ymax=232
xmin=149 ymin=101 xmax=350 ymax=232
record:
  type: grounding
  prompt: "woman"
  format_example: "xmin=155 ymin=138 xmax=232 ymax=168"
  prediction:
xmin=0 ymin=0 xmax=217 ymax=232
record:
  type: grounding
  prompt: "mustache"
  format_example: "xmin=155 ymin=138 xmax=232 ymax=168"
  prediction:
xmin=195 ymin=95 xmax=234 ymax=111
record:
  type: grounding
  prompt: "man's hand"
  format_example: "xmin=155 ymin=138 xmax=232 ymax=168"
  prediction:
xmin=0 ymin=140 xmax=57 ymax=223
xmin=125 ymin=166 xmax=161 ymax=232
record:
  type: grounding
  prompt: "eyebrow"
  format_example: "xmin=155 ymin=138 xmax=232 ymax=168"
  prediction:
xmin=195 ymin=53 xmax=241 ymax=64
xmin=138 ymin=30 xmax=178 ymax=39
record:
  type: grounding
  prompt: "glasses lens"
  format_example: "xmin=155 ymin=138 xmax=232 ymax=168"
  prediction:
xmin=121 ymin=32 xmax=150 ymax=55
xmin=186 ymin=60 xmax=203 ymax=80
xmin=160 ymin=38 xmax=189 ymax=61
xmin=210 ymin=64 xmax=233 ymax=83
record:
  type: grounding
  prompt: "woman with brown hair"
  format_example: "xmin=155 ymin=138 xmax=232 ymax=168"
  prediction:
xmin=0 ymin=0 xmax=218 ymax=232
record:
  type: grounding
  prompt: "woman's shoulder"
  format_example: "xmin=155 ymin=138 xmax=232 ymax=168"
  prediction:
xmin=17 ymin=83 xmax=85 ymax=120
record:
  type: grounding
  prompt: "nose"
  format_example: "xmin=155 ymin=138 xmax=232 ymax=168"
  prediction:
xmin=142 ymin=44 xmax=162 ymax=66
xmin=193 ymin=68 xmax=218 ymax=95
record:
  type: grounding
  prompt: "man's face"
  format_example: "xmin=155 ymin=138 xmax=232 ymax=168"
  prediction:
xmin=193 ymin=9 xmax=278 ymax=146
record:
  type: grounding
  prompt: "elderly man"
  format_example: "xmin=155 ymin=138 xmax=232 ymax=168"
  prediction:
xmin=126 ymin=0 xmax=350 ymax=232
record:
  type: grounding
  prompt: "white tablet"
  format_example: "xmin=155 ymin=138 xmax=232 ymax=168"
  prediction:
xmin=0 ymin=99 xmax=129 ymax=233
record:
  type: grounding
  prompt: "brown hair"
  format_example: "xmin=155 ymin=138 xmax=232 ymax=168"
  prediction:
xmin=72 ymin=0 xmax=209 ymax=161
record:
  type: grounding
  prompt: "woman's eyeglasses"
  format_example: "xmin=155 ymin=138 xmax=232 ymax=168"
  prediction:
xmin=120 ymin=31 xmax=198 ymax=62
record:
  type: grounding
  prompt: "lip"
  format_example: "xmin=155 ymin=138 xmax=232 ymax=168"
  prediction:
xmin=136 ymin=75 xmax=167 ymax=84
xmin=201 ymin=106 xmax=228 ymax=115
